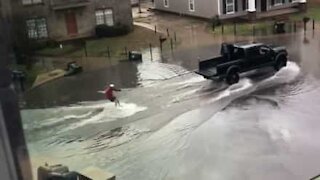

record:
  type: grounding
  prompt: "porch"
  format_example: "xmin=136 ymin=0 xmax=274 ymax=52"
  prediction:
xmin=257 ymin=7 xmax=300 ymax=19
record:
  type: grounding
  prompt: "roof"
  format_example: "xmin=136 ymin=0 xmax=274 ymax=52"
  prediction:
xmin=234 ymin=43 xmax=263 ymax=49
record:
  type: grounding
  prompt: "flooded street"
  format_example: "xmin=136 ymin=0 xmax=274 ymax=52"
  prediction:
xmin=21 ymin=30 xmax=320 ymax=180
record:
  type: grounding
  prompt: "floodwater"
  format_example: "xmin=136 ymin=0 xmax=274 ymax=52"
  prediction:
xmin=21 ymin=31 xmax=320 ymax=180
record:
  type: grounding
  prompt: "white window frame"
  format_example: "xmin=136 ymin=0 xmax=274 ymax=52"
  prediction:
xmin=274 ymin=0 xmax=283 ymax=6
xmin=95 ymin=9 xmax=114 ymax=26
xmin=164 ymin=0 xmax=169 ymax=8
xmin=95 ymin=10 xmax=105 ymax=25
xmin=26 ymin=18 xmax=48 ymax=39
xmin=104 ymin=9 xmax=114 ymax=26
xmin=22 ymin=0 xmax=42 ymax=5
xmin=189 ymin=0 xmax=195 ymax=11
xmin=226 ymin=0 xmax=235 ymax=14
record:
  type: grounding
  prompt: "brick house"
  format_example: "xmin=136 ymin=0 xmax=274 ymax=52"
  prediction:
xmin=154 ymin=0 xmax=307 ymax=20
xmin=10 ymin=0 xmax=133 ymax=41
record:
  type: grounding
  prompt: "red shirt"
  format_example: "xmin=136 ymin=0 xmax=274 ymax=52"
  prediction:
xmin=105 ymin=87 xmax=114 ymax=99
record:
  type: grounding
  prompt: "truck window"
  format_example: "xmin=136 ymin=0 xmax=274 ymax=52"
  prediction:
xmin=259 ymin=46 xmax=271 ymax=55
xmin=247 ymin=47 xmax=261 ymax=58
xmin=233 ymin=47 xmax=245 ymax=59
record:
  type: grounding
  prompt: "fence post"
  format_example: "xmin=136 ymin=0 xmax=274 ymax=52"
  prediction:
xmin=124 ymin=47 xmax=128 ymax=57
xmin=159 ymin=36 xmax=163 ymax=52
xmin=167 ymin=28 xmax=170 ymax=36
xmin=107 ymin=46 xmax=110 ymax=58
xmin=170 ymin=38 xmax=173 ymax=51
xmin=294 ymin=21 xmax=297 ymax=32
xmin=138 ymin=0 xmax=142 ymax=13
xmin=313 ymin=19 xmax=315 ymax=30
xmin=174 ymin=32 xmax=177 ymax=43
xmin=221 ymin=24 xmax=224 ymax=35
xmin=155 ymin=25 xmax=157 ymax=34
xmin=252 ymin=25 xmax=256 ymax=36
xmin=84 ymin=42 xmax=88 ymax=57
xmin=149 ymin=43 xmax=153 ymax=61
xmin=304 ymin=21 xmax=307 ymax=32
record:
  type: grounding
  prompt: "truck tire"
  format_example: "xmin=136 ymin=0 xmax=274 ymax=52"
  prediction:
xmin=274 ymin=56 xmax=287 ymax=71
xmin=226 ymin=70 xmax=240 ymax=85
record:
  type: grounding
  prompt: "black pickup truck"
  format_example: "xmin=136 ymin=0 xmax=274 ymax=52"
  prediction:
xmin=195 ymin=43 xmax=288 ymax=84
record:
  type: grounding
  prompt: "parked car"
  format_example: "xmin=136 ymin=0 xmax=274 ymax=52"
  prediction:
xmin=64 ymin=62 xmax=83 ymax=77
xmin=128 ymin=51 xmax=142 ymax=61
xmin=195 ymin=43 xmax=288 ymax=85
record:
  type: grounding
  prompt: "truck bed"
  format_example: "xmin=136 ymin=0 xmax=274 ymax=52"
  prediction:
xmin=195 ymin=68 xmax=219 ymax=79
xmin=195 ymin=56 xmax=225 ymax=79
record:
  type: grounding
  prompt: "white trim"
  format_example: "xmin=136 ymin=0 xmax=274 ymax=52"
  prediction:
xmin=218 ymin=0 xmax=221 ymax=15
xmin=163 ymin=0 xmax=169 ymax=7
xmin=226 ymin=0 xmax=235 ymax=14
xmin=189 ymin=0 xmax=195 ymax=11
xmin=248 ymin=0 xmax=256 ymax=12
xmin=274 ymin=0 xmax=283 ymax=6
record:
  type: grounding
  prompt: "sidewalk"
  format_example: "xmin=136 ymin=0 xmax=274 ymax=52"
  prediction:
xmin=32 ymin=69 xmax=66 ymax=89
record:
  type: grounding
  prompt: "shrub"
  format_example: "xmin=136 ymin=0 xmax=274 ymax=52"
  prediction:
xmin=95 ymin=24 xmax=131 ymax=38
xmin=211 ymin=15 xmax=222 ymax=27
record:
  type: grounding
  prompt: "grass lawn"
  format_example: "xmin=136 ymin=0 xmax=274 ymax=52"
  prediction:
xmin=212 ymin=21 xmax=275 ymax=36
xmin=37 ymin=26 xmax=161 ymax=58
xmin=37 ymin=44 xmax=77 ymax=56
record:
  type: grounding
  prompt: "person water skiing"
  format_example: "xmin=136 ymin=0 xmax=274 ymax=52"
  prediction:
xmin=104 ymin=84 xmax=121 ymax=106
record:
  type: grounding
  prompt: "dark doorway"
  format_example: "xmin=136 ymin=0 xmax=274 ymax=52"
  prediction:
xmin=261 ymin=0 xmax=267 ymax=12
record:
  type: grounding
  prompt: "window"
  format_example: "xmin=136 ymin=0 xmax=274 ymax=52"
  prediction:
xmin=247 ymin=47 xmax=261 ymax=57
xmin=274 ymin=0 xmax=283 ymax=6
xmin=37 ymin=18 xmax=48 ymax=38
xmin=95 ymin=10 xmax=105 ymax=25
xmin=26 ymin=18 xmax=48 ymax=39
xmin=104 ymin=9 xmax=114 ymax=26
xmin=189 ymin=0 xmax=195 ymax=11
xmin=226 ymin=0 xmax=235 ymax=14
xmin=22 ymin=0 xmax=42 ymax=5
xmin=164 ymin=0 xmax=169 ymax=7
xmin=95 ymin=9 xmax=114 ymax=26
xmin=233 ymin=47 xmax=245 ymax=59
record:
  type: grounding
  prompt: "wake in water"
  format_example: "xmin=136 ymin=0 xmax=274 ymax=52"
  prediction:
xmin=63 ymin=102 xmax=147 ymax=131
xmin=211 ymin=61 xmax=300 ymax=103
xmin=109 ymin=62 xmax=302 ymax=180
xmin=23 ymin=101 xmax=147 ymax=133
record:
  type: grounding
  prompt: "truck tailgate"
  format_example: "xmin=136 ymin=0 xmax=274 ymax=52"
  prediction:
xmin=196 ymin=56 xmax=224 ymax=78
xmin=195 ymin=67 xmax=217 ymax=78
